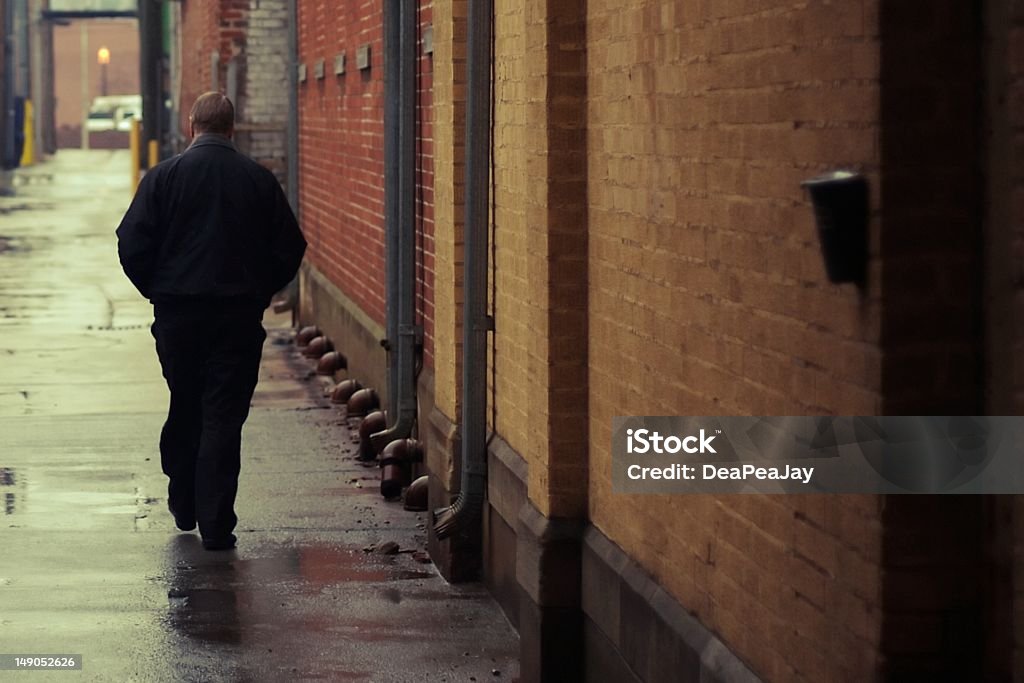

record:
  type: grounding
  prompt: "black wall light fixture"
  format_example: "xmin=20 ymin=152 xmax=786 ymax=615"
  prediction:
xmin=801 ymin=171 xmax=869 ymax=286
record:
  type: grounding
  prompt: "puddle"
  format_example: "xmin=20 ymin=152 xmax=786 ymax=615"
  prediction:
xmin=0 ymin=235 xmax=29 ymax=254
xmin=166 ymin=587 xmax=242 ymax=644
xmin=162 ymin=541 xmax=434 ymax=646
xmin=168 ymin=587 xmax=238 ymax=611
xmin=172 ymin=545 xmax=433 ymax=587
xmin=162 ymin=542 xmax=434 ymax=602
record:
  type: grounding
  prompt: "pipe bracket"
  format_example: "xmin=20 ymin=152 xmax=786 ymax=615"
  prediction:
xmin=398 ymin=324 xmax=424 ymax=344
xmin=464 ymin=461 xmax=488 ymax=477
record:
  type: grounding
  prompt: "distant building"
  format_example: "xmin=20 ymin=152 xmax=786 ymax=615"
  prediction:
xmin=52 ymin=19 xmax=139 ymax=149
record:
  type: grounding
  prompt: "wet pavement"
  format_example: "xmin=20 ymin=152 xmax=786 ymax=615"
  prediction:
xmin=0 ymin=151 xmax=519 ymax=682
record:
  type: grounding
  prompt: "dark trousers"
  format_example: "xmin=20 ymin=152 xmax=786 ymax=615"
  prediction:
xmin=151 ymin=302 xmax=266 ymax=540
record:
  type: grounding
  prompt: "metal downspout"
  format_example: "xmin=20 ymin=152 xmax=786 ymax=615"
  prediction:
xmin=382 ymin=0 xmax=400 ymax=420
xmin=372 ymin=0 xmax=418 ymax=452
xmin=433 ymin=0 xmax=491 ymax=539
xmin=286 ymin=0 xmax=298 ymax=210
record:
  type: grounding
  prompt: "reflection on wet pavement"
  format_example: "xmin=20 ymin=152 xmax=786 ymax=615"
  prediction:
xmin=162 ymin=539 xmax=435 ymax=646
xmin=156 ymin=536 xmax=512 ymax=681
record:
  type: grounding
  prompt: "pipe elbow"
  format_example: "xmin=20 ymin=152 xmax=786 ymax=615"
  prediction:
xmin=432 ymin=498 xmax=464 ymax=540
xmin=432 ymin=487 xmax=485 ymax=540
xmin=369 ymin=412 xmax=414 ymax=453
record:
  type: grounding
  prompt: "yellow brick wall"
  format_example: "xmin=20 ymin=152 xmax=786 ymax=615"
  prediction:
xmin=490 ymin=0 xmax=533 ymax=485
xmin=432 ymin=0 xmax=467 ymax=421
xmin=491 ymin=0 xmax=590 ymax=518
xmin=586 ymin=1 xmax=884 ymax=680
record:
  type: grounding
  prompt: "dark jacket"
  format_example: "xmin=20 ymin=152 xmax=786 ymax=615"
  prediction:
xmin=116 ymin=134 xmax=306 ymax=307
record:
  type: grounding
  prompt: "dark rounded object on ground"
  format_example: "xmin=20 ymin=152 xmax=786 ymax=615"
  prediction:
xmin=381 ymin=438 xmax=424 ymax=465
xmin=347 ymin=388 xmax=380 ymax=418
xmin=295 ymin=325 xmax=320 ymax=347
xmin=380 ymin=438 xmax=419 ymax=499
xmin=303 ymin=336 xmax=334 ymax=359
xmin=403 ymin=475 xmax=429 ymax=511
xmin=381 ymin=463 xmax=407 ymax=500
xmin=358 ymin=410 xmax=388 ymax=460
xmin=316 ymin=350 xmax=348 ymax=376
xmin=330 ymin=379 xmax=363 ymax=405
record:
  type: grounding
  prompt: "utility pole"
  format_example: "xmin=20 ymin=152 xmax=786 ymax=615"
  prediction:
xmin=138 ymin=0 xmax=162 ymax=166
xmin=29 ymin=0 xmax=44 ymax=159
xmin=38 ymin=4 xmax=54 ymax=154
xmin=79 ymin=21 xmax=88 ymax=150
xmin=13 ymin=0 xmax=26 ymax=100
xmin=1 ymin=0 xmax=17 ymax=193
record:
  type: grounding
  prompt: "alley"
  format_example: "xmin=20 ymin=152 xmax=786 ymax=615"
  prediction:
xmin=0 ymin=151 xmax=518 ymax=681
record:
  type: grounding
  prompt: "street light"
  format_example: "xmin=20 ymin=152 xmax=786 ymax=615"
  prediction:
xmin=97 ymin=47 xmax=110 ymax=96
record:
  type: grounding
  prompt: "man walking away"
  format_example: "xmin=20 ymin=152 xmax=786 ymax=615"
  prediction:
xmin=116 ymin=92 xmax=307 ymax=550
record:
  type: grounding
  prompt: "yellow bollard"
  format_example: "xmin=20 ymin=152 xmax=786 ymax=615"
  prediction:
xmin=148 ymin=140 xmax=159 ymax=169
xmin=19 ymin=100 xmax=34 ymax=167
xmin=129 ymin=119 xmax=141 ymax=188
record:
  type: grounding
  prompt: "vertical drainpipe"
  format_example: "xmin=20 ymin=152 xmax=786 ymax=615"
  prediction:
xmin=372 ymin=0 xmax=418 ymax=452
xmin=286 ymin=0 xmax=298 ymax=211
xmin=433 ymin=0 xmax=491 ymax=540
xmin=382 ymin=0 xmax=400 ymax=418
xmin=282 ymin=0 xmax=301 ymax=323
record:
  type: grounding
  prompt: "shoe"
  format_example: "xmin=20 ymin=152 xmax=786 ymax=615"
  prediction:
xmin=168 ymin=501 xmax=196 ymax=532
xmin=201 ymin=534 xmax=237 ymax=551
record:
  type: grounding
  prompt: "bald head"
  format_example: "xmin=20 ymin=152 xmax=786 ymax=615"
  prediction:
xmin=189 ymin=92 xmax=235 ymax=138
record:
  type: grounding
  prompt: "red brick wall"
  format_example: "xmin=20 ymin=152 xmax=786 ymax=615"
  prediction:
xmin=297 ymin=0 xmax=386 ymax=326
xmin=179 ymin=0 xmax=240 ymax=139
xmin=582 ymin=2 xmax=886 ymax=677
xmin=177 ymin=0 xmax=290 ymax=186
xmin=297 ymin=0 xmax=434 ymax=361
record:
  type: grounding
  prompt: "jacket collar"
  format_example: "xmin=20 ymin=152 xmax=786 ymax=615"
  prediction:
xmin=187 ymin=133 xmax=237 ymax=152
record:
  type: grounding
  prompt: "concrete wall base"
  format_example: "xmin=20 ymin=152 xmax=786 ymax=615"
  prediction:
xmin=297 ymin=262 xmax=388 ymax=403
xmin=582 ymin=528 xmax=760 ymax=683
xmin=483 ymin=432 xmax=761 ymax=683
xmin=425 ymin=406 xmax=482 ymax=583
xmin=516 ymin=502 xmax=586 ymax=682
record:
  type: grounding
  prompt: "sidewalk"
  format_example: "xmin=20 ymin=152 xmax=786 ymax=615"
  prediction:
xmin=0 ymin=151 xmax=518 ymax=682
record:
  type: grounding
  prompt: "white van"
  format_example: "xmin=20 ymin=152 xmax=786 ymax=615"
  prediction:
xmin=86 ymin=95 xmax=142 ymax=132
